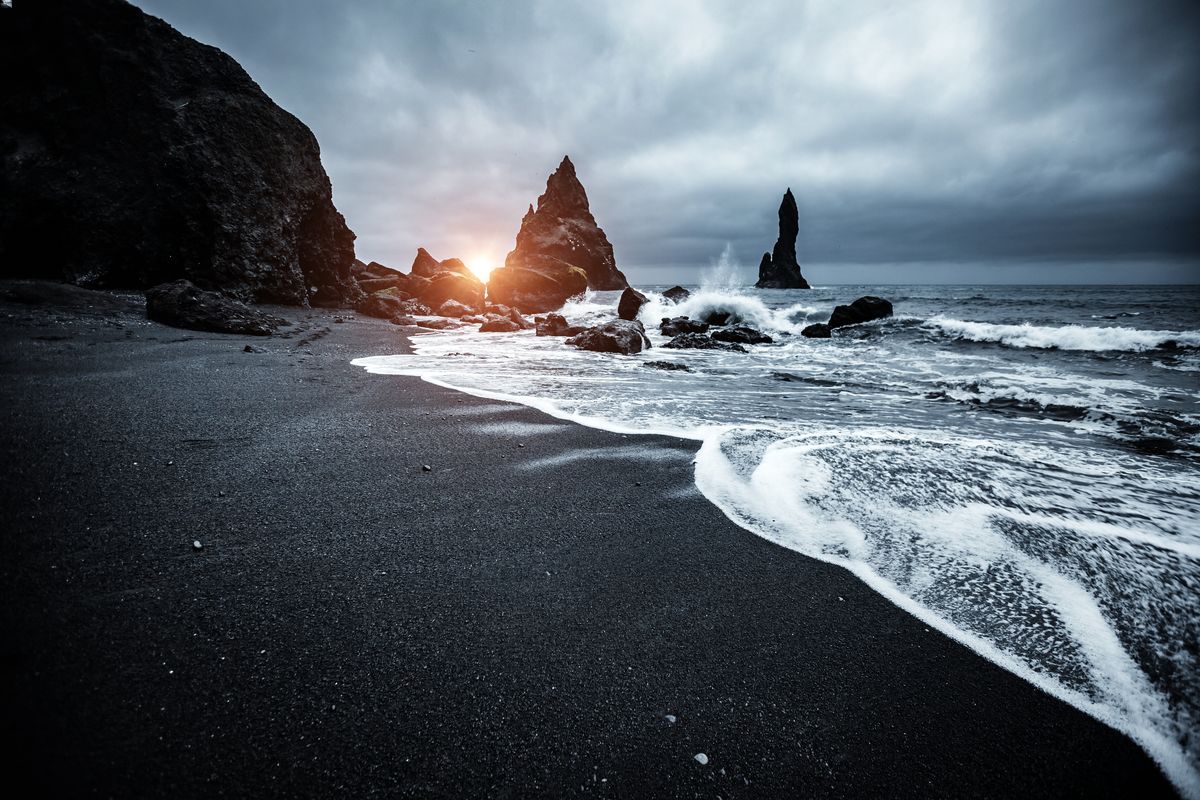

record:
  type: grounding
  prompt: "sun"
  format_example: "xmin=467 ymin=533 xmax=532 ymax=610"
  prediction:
xmin=466 ymin=256 xmax=495 ymax=282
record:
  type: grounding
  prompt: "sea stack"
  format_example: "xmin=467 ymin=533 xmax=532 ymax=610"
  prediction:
xmin=0 ymin=0 xmax=358 ymax=306
xmin=755 ymin=189 xmax=810 ymax=289
xmin=487 ymin=156 xmax=628 ymax=313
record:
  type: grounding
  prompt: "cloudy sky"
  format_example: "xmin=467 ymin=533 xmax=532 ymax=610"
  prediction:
xmin=139 ymin=0 xmax=1199 ymax=284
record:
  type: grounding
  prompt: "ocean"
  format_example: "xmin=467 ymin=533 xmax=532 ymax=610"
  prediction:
xmin=355 ymin=280 xmax=1200 ymax=795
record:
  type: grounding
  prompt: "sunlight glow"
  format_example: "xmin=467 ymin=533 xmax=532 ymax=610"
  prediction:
xmin=467 ymin=256 xmax=495 ymax=281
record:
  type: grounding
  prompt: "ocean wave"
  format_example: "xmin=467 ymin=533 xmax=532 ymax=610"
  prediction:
xmin=640 ymin=289 xmax=819 ymax=335
xmin=926 ymin=317 xmax=1200 ymax=352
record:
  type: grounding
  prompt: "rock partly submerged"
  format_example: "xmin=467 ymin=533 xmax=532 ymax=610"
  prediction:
xmin=566 ymin=319 xmax=651 ymax=355
xmin=662 ymin=333 xmax=747 ymax=353
xmin=0 ymin=0 xmax=358 ymax=306
xmin=755 ymin=189 xmax=810 ymax=290
xmin=662 ymin=286 xmax=691 ymax=304
xmin=660 ymin=316 xmax=709 ymax=337
xmin=618 ymin=287 xmax=648 ymax=321
xmin=801 ymin=296 xmax=894 ymax=338
xmin=535 ymin=313 xmax=586 ymax=337
xmin=487 ymin=156 xmax=627 ymax=313
xmin=145 ymin=280 xmax=286 ymax=336
xmin=712 ymin=325 xmax=773 ymax=345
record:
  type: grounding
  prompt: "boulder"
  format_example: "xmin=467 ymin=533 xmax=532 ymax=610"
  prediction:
xmin=0 ymin=0 xmax=358 ymax=305
xmin=827 ymin=296 xmax=893 ymax=329
xmin=436 ymin=299 xmax=476 ymax=318
xmin=712 ymin=325 xmax=773 ymax=345
xmin=145 ymin=280 xmax=285 ymax=336
xmin=662 ymin=333 xmax=747 ymax=353
xmin=390 ymin=315 xmax=418 ymax=326
xmin=399 ymin=299 xmax=432 ymax=316
xmin=801 ymin=323 xmax=832 ymax=338
xmin=362 ymin=260 xmax=403 ymax=279
xmin=507 ymin=308 xmax=535 ymax=330
xmin=486 ymin=264 xmax=588 ymax=314
xmin=660 ymin=316 xmax=709 ymax=337
xmin=662 ymin=286 xmax=691 ymax=304
xmin=355 ymin=292 xmax=409 ymax=320
xmin=566 ymin=319 xmax=652 ymax=355
xmin=618 ymin=287 xmax=648 ymax=321
xmin=415 ymin=318 xmax=456 ymax=330
xmin=644 ymin=361 xmax=692 ymax=372
xmin=535 ymin=313 xmax=585 ymax=337
xmin=702 ymin=310 xmax=732 ymax=326
xmin=479 ymin=318 xmax=521 ymax=333
xmin=410 ymin=248 xmax=442 ymax=278
xmin=755 ymin=189 xmax=810 ymax=289
xmin=419 ymin=271 xmax=485 ymax=311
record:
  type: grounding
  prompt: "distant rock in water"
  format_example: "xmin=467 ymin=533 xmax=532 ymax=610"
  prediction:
xmin=828 ymin=296 xmax=893 ymax=329
xmin=488 ymin=156 xmax=628 ymax=312
xmin=618 ymin=288 xmax=648 ymax=321
xmin=146 ymin=280 xmax=285 ymax=336
xmin=566 ymin=319 xmax=651 ymax=355
xmin=535 ymin=314 xmax=585 ymax=337
xmin=755 ymin=189 xmax=810 ymax=290
xmin=0 ymin=0 xmax=358 ymax=306
xmin=662 ymin=286 xmax=691 ymax=304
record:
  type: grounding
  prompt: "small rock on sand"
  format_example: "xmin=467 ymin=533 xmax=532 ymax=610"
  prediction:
xmin=694 ymin=753 xmax=708 ymax=765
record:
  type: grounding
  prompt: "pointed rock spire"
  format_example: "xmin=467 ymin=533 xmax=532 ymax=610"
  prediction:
xmin=756 ymin=188 xmax=810 ymax=289
xmin=488 ymin=155 xmax=628 ymax=312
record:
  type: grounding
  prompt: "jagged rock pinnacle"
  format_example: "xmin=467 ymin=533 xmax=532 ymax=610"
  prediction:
xmin=755 ymin=188 xmax=810 ymax=289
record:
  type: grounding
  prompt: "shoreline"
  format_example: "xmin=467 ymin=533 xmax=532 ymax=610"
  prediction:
xmin=0 ymin=291 xmax=1179 ymax=797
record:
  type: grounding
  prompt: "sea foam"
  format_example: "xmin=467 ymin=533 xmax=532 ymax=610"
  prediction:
xmin=926 ymin=317 xmax=1200 ymax=351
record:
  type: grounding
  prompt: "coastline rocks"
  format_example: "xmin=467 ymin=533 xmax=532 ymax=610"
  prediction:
xmin=660 ymin=316 xmax=709 ymax=337
xmin=663 ymin=286 xmax=691 ymax=304
xmin=390 ymin=315 xmax=418 ymax=326
xmin=398 ymin=299 xmax=432 ymax=316
xmin=479 ymin=317 xmax=520 ymax=333
xmin=801 ymin=323 xmax=832 ymax=338
xmin=486 ymin=265 xmax=589 ymax=314
xmin=712 ymin=325 xmax=773 ymax=345
xmin=415 ymin=318 xmax=456 ymax=330
xmin=565 ymin=319 xmax=651 ymax=355
xmin=535 ymin=313 xmax=586 ymax=337
xmin=488 ymin=155 xmax=627 ymax=312
xmin=0 ymin=0 xmax=357 ymax=306
xmin=702 ymin=311 xmax=733 ymax=326
xmin=755 ymin=189 xmax=810 ymax=290
xmin=662 ymin=333 xmax=747 ymax=353
xmin=420 ymin=271 xmax=485 ymax=311
xmin=410 ymin=248 xmax=442 ymax=278
xmin=644 ymin=361 xmax=692 ymax=372
xmin=435 ymin=299 xmax=475 ymax=318
xmin=618 ymin=287 xmax=648 ymax=321
xmin=146 ymin=280 xmax=285 ymax=336
xmin=828 ymin=296 xmax=894 ymax=329
xmin=356 ymin=292 xmax=410 ymax=320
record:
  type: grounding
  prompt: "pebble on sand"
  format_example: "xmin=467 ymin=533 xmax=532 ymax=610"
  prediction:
xmin=422 ymin=464 xmax=432 ymax=472
xmin=694 ymin=753 xmax=708 ymax=765
xmin=192 ymin=540 xmax=203 ymax=550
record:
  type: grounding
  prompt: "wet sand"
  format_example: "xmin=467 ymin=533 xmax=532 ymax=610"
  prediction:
xmin=0 ymin=285 xmax=1177 ymax=797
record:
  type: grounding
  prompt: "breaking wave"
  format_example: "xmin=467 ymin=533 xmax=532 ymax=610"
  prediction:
xmin=926 ymin=317 xmax=1200 ymax=352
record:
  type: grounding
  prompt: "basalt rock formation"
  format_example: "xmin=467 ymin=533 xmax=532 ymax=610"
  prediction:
xmin=827 ymin=296 xmax=893 ymax=329
xmin=755 ymin=189 xmax=810 ymax=290
xmin=488 ymin=156 xmax=628 ymax=313
xmin=617 ymin=287 xmax=648 ymax=321
xmin=0 ymin=0 xmax=358 ymax=306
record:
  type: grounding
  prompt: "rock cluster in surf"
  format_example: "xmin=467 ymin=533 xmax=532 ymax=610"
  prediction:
xmin=487 ymin=156 xmax=629 ymax=313
xmin=0 ymin=0 xmax=358 ymax=307
xmin=755 ymin=189 xmax=810 ymax=290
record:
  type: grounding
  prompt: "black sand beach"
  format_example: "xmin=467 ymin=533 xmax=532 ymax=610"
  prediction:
xmin=0 ymin=288 xmax=1178 ymax=798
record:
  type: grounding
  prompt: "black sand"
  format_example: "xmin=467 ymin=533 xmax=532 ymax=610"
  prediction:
xmin=0 ymin=286 xmax=1178 ymax=797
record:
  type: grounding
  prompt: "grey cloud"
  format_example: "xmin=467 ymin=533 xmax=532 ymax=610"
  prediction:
xmin=136 ymin=0 xmax=1200 ymax=283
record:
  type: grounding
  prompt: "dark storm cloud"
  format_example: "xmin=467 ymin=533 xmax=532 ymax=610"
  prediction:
xmin=136 ymin=0 xmax=1200 ymax=283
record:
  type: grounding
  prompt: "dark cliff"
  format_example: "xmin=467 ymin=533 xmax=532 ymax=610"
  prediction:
xmin=0 ymin=0 xmax=358 ymax=306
